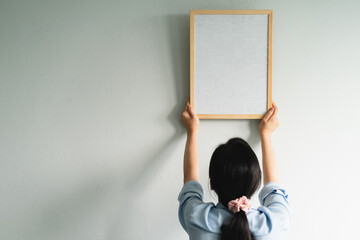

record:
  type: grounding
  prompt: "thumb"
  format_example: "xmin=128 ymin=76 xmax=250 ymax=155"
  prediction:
xmin=263 ymin=107 xmax=274 ymax=121
xmin=187 ymin=104 xmax=196 ymax=118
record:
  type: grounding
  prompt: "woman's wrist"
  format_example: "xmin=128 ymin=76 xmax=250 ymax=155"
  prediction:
xmin=260 ymin=131 xmax=271 ymax=140
xmin=187 ymin=130 xmax=198 ymax=137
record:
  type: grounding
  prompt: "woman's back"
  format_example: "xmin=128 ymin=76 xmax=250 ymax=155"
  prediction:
xmin=178 ymin=181 xmax=290 ymax=240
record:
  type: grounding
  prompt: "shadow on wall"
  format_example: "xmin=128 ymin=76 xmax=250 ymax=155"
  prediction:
xmin=167 ymin=14 xmax=190 ymax=136
xmin=109 ymin=14 xmax=191 ymax=238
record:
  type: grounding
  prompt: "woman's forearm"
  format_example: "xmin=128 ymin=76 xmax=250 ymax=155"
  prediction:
xmin=183 ymin=131 xmax=199 ymax=183
xmin=260 ymin=133 xmax=278 ymax=184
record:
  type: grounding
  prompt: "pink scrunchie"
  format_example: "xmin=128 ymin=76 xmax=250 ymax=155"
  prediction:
xmin=228 ymin=196 xmax=251 ymax=213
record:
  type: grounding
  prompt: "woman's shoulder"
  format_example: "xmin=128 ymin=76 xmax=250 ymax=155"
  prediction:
xmin=178 ymin=181 xmax=232 ymax=233
xmin=247 ymin=182 xmax=291 ymax=239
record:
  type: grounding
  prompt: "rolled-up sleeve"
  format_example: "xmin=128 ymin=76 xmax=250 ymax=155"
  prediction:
xmin=178 ymin=180 xmax=220 ymax=235
xmin=248 ymin=182 xmax=290 ymax=239
xmin=178 ymin=181 xmax=204 ymax=231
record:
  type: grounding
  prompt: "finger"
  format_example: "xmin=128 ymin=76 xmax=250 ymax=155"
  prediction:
xmin=187 ymin=104 xmax=196 ymax=118
xmin=272 ymin=102 xmax=278 ymax=117
xmin=182 ymin=110 xmax=189 ymax=118
xmin=273 ymin=106 xmax=278 ymax=117
xmin=270 ymin=101 xmax=278 ymax=117
xmin=184 ymin=98 xmax=189 ymax=111
xmin=272 ymin=101 xmax=278 ymax=111
xmin=263 ymin=107 xmax=274 ymax=121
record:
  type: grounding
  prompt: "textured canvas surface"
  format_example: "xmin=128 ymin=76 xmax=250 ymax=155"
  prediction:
xmin=194 ymin=14 xmax=269 ymax=115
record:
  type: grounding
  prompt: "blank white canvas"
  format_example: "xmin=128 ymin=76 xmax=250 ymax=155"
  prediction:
xmin=194 ymin=14 xmax=269 ymax=115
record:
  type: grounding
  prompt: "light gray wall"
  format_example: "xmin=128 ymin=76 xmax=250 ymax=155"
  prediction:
xmin=1 ymin=0 xmax=359 ymax=239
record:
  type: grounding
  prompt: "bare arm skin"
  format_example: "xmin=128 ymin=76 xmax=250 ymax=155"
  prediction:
xmin=259 ymin=103 xmax=280 ymax=184
xmin=181 ymin=98 xmax=200 ymax=184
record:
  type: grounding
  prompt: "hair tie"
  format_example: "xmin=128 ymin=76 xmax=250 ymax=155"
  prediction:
xmin=228 ymin=196 xmax=251 ymax=213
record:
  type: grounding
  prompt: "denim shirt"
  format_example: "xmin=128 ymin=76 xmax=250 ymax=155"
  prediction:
xmin=178 ymin=181 xmax=290 ymax=240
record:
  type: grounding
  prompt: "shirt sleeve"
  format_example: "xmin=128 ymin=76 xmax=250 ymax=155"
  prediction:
xmin=178 ymin=181 xmax=217 ymax=233
xmin=248 ymin=182 xmax=290 ymax=239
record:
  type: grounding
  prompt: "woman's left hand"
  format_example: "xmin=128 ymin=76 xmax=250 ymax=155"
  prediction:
xmin=181 ymin=97 xmax=199 ymax=134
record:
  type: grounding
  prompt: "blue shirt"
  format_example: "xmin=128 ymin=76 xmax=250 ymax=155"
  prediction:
xmin=178 ymin=181 xmax=290 ymax=240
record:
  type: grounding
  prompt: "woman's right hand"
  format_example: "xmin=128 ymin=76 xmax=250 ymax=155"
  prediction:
xmin=181 ymin=97 xmax=199 ymax=134
xmin=259 ymin=102 xmax=279 ymax=137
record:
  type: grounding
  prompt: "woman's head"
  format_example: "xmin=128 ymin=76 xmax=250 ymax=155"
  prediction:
xmin=209 ymin=137 xmax=262 ymax=240
xmin=209 ymin=137 xmax=261 ymax=204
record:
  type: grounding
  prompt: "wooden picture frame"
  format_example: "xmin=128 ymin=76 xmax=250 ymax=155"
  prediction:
xmin=190 ymin=10 xmax=273 ymax=119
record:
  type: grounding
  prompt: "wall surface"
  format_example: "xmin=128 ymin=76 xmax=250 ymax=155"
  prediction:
xmin=1 ymin=0 xmax=360 ymax=239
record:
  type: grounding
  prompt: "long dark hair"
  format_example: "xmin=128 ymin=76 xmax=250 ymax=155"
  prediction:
xmin=209 ymin=137 xmax=262 ymax=240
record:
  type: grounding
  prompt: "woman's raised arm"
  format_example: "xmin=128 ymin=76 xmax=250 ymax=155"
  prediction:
xmin=181 ymin=98 xmax=200 ymax=184
xmin=259 ymin=102 xmax=280 ymax=184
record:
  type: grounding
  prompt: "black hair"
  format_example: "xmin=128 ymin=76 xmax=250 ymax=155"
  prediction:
xmin=209 ymin=137 xmax=262 ymax=240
